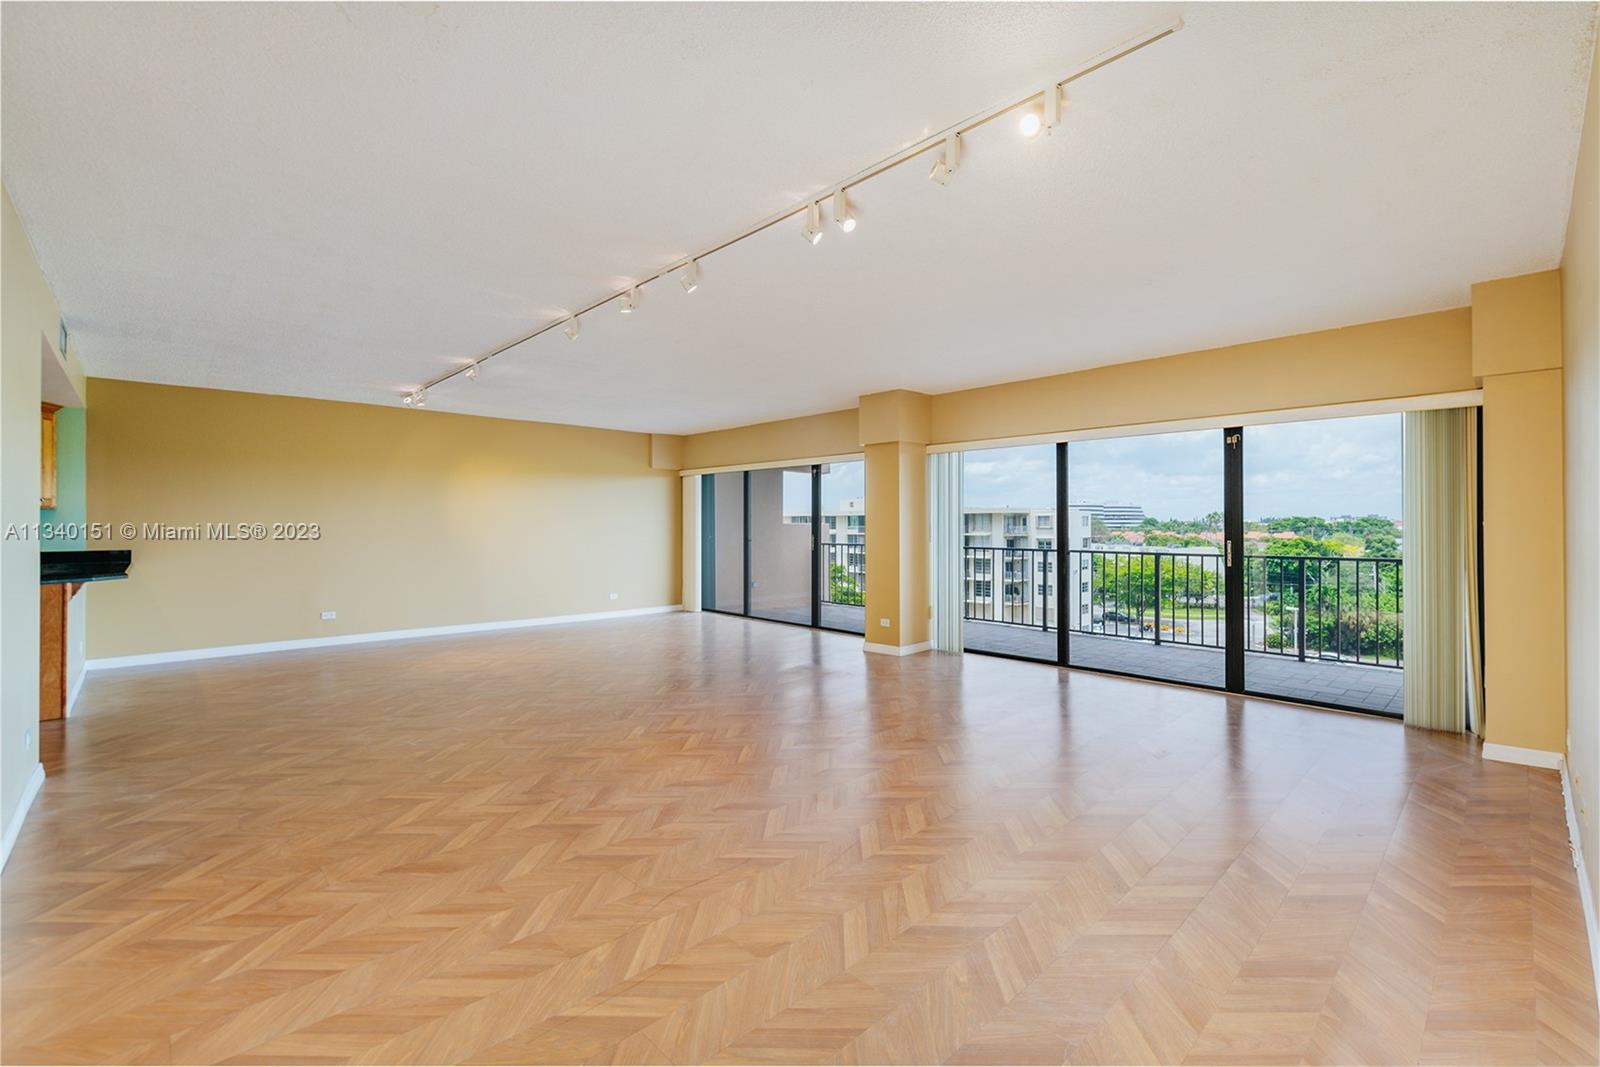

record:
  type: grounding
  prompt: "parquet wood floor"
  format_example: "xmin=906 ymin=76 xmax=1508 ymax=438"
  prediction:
xmin=2 ymin=612 xmax=1595 ymax=1065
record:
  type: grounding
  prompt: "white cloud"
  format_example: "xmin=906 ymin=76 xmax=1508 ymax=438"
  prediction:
xmin=960 ymin=414 xmax=1401 ymax=519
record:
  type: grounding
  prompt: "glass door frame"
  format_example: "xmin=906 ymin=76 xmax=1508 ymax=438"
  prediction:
xmin=700 ymin=462 xmax=863 ymax=636
xmin=1034 ymin=426 xmax=1401 ymax=718
xmin=1048 ymin=430 xmax=1236 ymax=693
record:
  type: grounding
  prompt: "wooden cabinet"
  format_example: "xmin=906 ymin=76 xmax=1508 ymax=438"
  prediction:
xmin=40 ymin=583 xmax=69 ymax=720
xmin=41 ymin=402 xmax=60 ymax=508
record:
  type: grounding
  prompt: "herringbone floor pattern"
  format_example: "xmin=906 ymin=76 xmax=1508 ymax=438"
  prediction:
xmin=2 ymin=613 xmax=1595 ymax=1065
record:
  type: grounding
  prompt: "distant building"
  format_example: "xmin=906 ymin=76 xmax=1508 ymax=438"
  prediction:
xmin=1073 ymin=501 xmax=1146 ymax=529
xmin=959 ymin=505 xmax=1092 ymax=630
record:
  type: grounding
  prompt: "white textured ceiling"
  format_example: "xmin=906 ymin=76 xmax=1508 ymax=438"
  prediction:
xmin=3 ymin=3 xmax=1595 ymax=434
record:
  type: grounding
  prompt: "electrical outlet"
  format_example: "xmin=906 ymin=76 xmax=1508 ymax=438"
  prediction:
xmin=879 ymin=617 xmax=892 ymax=628
xmin=24 ymin=730 xmax=32 ymax=751
xmin=609 ymin=592 xmax=619 ymax=600
xmin=320 ymin=610 xmax=337 ymax=621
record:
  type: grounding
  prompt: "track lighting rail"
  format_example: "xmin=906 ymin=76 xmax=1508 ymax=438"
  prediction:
xmin=409 ymin=16 xmax=1182 ymax=402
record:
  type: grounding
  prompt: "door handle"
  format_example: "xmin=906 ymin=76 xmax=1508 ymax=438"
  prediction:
xmin=1226 ymin=540 xmax=1233 ymax=567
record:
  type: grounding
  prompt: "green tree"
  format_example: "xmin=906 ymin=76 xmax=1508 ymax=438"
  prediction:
xmin=1362 ymin=528 xmax=1399 ymax=557
xmin=828 ymin=563 xmax=863 ymax=606
xmin=1262 ymin=535 xmax=1345 ymax=558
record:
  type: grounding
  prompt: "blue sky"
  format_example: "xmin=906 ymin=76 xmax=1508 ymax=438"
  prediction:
xmin=786 ymin=414 xmax=1402 ymax=520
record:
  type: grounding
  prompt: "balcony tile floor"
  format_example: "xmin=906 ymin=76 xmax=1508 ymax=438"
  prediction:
xmin=965 ymin=620 xmax=1403 ymax=716
xmin=750 ymin=603 xmax=866 ymax=634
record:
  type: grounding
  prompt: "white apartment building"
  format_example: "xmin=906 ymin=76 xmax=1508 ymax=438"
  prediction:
xmin=961 ymin=506 xmax=1092 ymax=630
xmin=785 ymin=502 xmax=1106 ymax=630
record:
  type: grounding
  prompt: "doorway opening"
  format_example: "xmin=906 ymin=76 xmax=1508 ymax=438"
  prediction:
xmin=700 ymin=459 xmax=866 ymax=635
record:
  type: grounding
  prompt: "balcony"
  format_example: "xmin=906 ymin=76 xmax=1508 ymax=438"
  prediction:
xmin=961 ymin=547 xmax=1403 ymax=716
xmin=820 ymin=540 xmax=867 ymax=631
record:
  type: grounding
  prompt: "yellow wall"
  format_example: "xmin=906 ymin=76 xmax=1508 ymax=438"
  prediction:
xmin=858 ymin=391 xmax=931 ymax=650
xmin=1472 ymin=270 xmax=1564 ymax=376
xmin=680 ymin=408 xmax=860 ymax=472
xmin=929 ymin=309 xmax=1474 ymax=445
xmin=671 ymin=310 xmax=1474 ymax=471
xmin=1561 ymin=32 xmax=1599 ymax=919
xmin=1471 ymin=270 xmax=1568 ymax=759
xmin=862 ymin=441 xmax=927 ymax=649
xmin=2 ymin=186 xmax=60 ymax=836
xmin=1 ymin=189 xmax=43 ymax=834
xmin=85 ymin=380 xmax=681 ymax=658
xmin=1480 ymin=368 xmax=1567 ymax=753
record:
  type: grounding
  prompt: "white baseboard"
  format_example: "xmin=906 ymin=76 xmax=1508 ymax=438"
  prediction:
xmin=1 ymin=763 xmax=46 ymax=872
xmin=86 ymin=605 xmax=684 ymax=670
xmin=1481 ymin=741 xmax=1564 ymax=770
xmin=66 ymin=667 xmax=84 ymax=717
xmin=863 ymin=641 xmax=932 ymax=657
xmin=1560 ymin=757 xmax=1600 ymax=1014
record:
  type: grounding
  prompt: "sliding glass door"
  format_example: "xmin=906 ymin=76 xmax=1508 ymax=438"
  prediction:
xmin=703 ymin=471 xmax=746 ymax=615
xmin=818 ymin=460 xmax=866 ymax=633
xmin=945 ymin=416 xmax=1409 ymax=718
xmin=701 ymin=460 xmax=866 ymax=634
xmin=748 ymin=466 xmax=816 ymax=625
xmin=1241 ymin=415 xmax=1404 ymax=715
xmin=1064 ymin=428 xmax=1228 ymax=688
xmin=960 ymin=444 xmax=1058 ymax=662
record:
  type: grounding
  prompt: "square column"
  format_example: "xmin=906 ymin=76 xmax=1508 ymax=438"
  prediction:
xmin=1472 ymin=271 xmax=1568 ymax=756
xmin=859 ymin=391 xmax=931 ymax=655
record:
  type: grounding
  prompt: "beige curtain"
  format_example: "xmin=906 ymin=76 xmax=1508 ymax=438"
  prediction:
xmin=1402 ymin=407 xmax=1483 ymax=732
xmin=1463 ymin=414 xmax=1485 ymax=734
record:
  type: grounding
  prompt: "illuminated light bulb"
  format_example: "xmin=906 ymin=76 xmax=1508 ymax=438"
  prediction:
xmin=833 ymin=190 xmax=856 ymax=232
xmin=800 ymin=201 xmax=823 ymax=245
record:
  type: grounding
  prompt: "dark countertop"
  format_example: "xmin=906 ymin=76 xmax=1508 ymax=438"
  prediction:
xmin=41 ymin=550 xmax=132 ymax=585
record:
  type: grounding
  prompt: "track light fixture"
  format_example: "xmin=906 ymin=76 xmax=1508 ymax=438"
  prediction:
xmin=832 ymin=190 xmax=856 ymax=233
xmin=407 ymin=19 xmax=1180 ymax=397
xmin=1021 ymin=84 xmax=1064 ymax=137
xmin=928 ymin=133 xmax=959 ymax=185
xmin=800 ymin=201 xmax=823 ymax=245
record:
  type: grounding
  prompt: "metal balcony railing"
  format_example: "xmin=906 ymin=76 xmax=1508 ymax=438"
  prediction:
xmin=962 ymin=547 xmax=1054 ymax=629
xmin=1071 ymin=549 xmax=1225 ymax=649
xmin=1242 ymin=553 xmax=1403 ymax=667
xmin=820 ymin=541 xmax=865 ymax=607
xmin=958 ymin=547 xmax=1404 ymax=668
